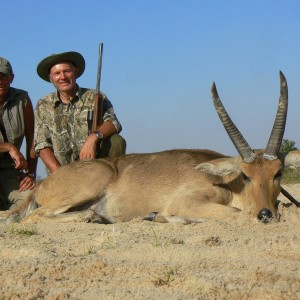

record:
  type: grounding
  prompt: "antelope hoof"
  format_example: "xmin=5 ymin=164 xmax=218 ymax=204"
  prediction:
xmin=143 ymin=212 xmax=159 ymax=222
xmin=84 ymin=210 xmax=105 ymax=224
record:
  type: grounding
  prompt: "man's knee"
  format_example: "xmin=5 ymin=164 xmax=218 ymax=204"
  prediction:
xmin=99 ymin=134 xmax=126 ymax=158
xmin=8 ymin=190 xmax=32 ymax=211
xmin=109 ymin=134 xmax=126 ymax=157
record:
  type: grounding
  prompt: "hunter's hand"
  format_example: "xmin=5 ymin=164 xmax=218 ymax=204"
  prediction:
xmin=80 ymin=134 xmax=99 ymax=159
xmin=18 ymin=174 xmax=36 ymax=192
xmin=9 ymin=145 xmax=28 ymax=171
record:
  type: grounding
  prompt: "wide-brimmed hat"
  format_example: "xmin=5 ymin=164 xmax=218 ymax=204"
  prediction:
xmin=0 ymin=57 xmax=13 ymax=76
xmin=37 ymin=51 xmax=85 ymax=82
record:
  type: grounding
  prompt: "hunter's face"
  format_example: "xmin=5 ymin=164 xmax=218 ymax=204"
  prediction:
xmin=49 ymin=62 xmax=78 ymax=94
xmin=0 ymin=73 xmax=14 ymax=100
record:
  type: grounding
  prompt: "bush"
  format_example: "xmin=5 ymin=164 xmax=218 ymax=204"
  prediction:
xmin=280 ymin=139 xmax=297 ymax=153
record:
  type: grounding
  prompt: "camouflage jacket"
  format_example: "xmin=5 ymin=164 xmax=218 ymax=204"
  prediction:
xmin=34 ymin=86 xmax=122 ymax=165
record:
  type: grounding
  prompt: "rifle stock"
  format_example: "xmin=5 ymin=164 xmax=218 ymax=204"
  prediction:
xmin=91 ymin=43 xmax=104 ymax=132
xmin=92 ymin=93 xmax=104 ymax=131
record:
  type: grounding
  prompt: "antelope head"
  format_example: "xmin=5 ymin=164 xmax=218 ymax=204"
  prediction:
xmin=203 ymin=72 xmax=288 ymax=223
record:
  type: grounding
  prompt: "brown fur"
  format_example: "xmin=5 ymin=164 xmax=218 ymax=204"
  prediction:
xmin=7 ymin=149 xmax=283 ymax=224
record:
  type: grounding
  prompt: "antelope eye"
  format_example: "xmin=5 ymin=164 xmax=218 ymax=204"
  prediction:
xmin=242 ymin=172 xmax=250 ymax=182
xmin=274 ymin=170 xmax=283 ymax=180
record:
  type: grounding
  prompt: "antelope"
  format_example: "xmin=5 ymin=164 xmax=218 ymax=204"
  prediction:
xmin=8 ymin=72 xmax=289 ymax=224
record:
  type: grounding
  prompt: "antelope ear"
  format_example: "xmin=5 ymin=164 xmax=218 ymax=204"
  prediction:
xmin=196 ymin=157 xmax=241 ymax=184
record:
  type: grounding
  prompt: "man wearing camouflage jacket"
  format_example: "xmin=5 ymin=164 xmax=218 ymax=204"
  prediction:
xmin=35 ymin=51 xmax=126 ymax=174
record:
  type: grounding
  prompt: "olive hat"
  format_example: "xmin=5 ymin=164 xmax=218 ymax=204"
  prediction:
xmin=0 ymin=57 xmax=13 ymax=76
xmin=37 ymin=51 xmax=85 ymax=82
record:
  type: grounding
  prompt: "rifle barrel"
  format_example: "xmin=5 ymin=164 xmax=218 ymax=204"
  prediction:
xmin=96 ymin=43 xmax=103 ymax=94
xmin=92 ymin=43 xmax=104 ymax=132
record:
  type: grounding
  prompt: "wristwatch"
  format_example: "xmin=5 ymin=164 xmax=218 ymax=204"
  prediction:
xmin=23 ymin=172 xmax=36 ymax=179
xmin=93 ymin=131 xmax=104 ymax=140
xmin=28 ymin=173 xmax=36 ymax=179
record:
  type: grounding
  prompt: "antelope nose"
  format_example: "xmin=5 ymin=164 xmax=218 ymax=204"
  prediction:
xmin=257 ymin=208 xmax=273 ymax=223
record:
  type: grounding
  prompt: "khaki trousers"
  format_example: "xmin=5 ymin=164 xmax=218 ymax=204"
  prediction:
xmin=97 ymin=134 xmax=126 ymax=158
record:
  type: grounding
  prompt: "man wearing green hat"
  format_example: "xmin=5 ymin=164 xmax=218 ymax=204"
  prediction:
xmin=35 ymin=51 xmax=126 ymax=174
xmin=0 ymin=57 xmax=37 ymax=210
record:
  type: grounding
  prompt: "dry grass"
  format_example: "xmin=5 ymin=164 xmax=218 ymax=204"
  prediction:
xmin=8 ymin=224 xmax=38 ymax=236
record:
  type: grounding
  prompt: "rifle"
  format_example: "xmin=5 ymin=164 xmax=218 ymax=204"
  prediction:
xmin=88 ymin=43 xmax=104 ymax=133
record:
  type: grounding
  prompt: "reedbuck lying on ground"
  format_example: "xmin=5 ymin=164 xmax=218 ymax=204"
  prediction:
xmin=9 ymin=72 xmax=289 ymax=224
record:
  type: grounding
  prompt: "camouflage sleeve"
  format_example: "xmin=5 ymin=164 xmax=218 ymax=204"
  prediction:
xmin=103 ymin=97 xmax=122 ymax=133
xmin=34 ymin=99 xmax=53 ymax=153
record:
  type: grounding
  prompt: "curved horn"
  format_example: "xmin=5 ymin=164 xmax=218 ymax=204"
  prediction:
xmin=211 ymin=82 xmax=256 ymax=163
xmin=263 ymin=71 xmax=288 ymax=160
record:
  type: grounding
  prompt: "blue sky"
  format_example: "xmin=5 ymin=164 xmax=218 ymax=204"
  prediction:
xmin=2 ymin=0 xmax=300 ymax=177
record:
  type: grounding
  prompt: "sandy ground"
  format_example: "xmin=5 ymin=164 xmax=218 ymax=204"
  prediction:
xmin=0 ymin=184 xmax=299 ymax=300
